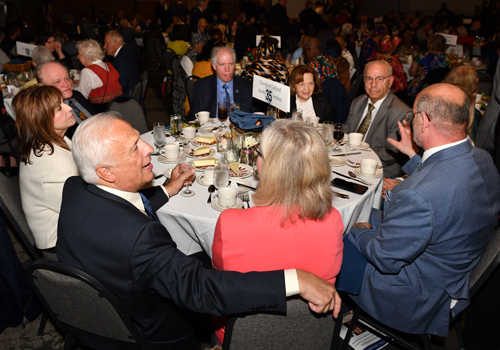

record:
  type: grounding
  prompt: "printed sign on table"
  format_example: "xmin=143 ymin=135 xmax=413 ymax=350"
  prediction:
xmin=16 ymin=42 xmax=37 ymax=57
xmin=252 ymin=75 xmax=290 ymax=113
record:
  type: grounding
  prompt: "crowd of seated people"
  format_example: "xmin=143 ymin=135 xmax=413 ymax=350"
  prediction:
xmin=4 ymin=2 xmax=500 ymax=349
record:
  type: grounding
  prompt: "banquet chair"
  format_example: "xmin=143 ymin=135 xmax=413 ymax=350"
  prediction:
xmin=27 ymin=259 xmax=143 ymax=350
xmin=107 ymin=95 xmax=149 ymax=134
xmin=222 ymin=298 xmax=341 ymax=350
xmin=347 ymin=73 xmax=365 ymax=106
xmin=336 ymin=225 xmax=500 ymax=350
xmin=185 ymin=75 xmax=200 ymax=108
xmin=130 ymin=79 xmax=142 ymax=102
xmin=321 ymin=78 xmax=349 ymax=123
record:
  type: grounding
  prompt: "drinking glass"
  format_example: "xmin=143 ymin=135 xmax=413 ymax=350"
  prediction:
xmin=153 ymin=122 xmax=166 ymax=150
xmin=180 ymin=161 xmax=196 ymax=197
xmin=322 ymin=121 xmax=334 ymax=146
xmin=291 ymin=110 xmax=303 ymax=121
xmin=170 ymin=114 xmax=182 ymax=142
xmin=230 ymin=102 xmax=240 ymax=116
xmin=218 ymin=101 xmax=229 ymax=129
xmin=267 ymin=106 xmax=278 ymax=119
xmin=285 ymin=53 xmax=292 ymax=68
xmin=332 ymin=123 xmax=345 ymax=152
xmin=213 ymin=159 xmax=229 ymax=189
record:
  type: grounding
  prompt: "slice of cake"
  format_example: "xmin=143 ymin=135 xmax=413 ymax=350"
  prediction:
xmin=229 ymin=162 xmax=240 ymax=177
xmin=192 ymin=146 xmax=211 ymax=156
xmin=193 ymin=158 xmax=216 ymax=168
xmin=196 ymin=136 xmax=216 ymax=145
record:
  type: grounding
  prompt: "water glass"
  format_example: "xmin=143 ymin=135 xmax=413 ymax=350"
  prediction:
xmin=230 ymin=102 xmax=240 ymax=116
xmin=213 ymin=159 xmax=229 ymax=189
xmin=170 ymin=114 xmax=182 ymax=142
xmin=180 ymin=161 xmax=196 ymax=197
xmin=291 ymin=110 xmax=303 ymax=121
xmin=153 ymin=122 xmax=166 ymax=150
xmin=322 ymin=121 xmax=334 ymax=145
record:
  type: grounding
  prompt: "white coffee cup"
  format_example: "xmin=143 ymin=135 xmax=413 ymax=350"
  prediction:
xmin=218 ymin=187 xmax=238 ymax=208
xmin=181 ymin=126 xmax=196 ymax=139
xmin=475 ymin=94 xmax=483 ymax=103
xmin=349 ymin=133 xmax=364 ymax=146
xmin=196 ymin=111 xmax=210 ymax=123
xmin=203 ymin=167 xmax=214 ymax=184
xmin=163 ymin=144 xmax=180 ymax=159
xmin=308 ymin=115 xmax=320 ymax=127
xmin=11 ymin=87 xmax=21 ymax=96
xmin=360 ymin=159 xmax=378 ymax=175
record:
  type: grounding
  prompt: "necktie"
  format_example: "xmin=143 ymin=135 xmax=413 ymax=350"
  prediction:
xmin=67 ymin=100 xmax=87 ymax=123
xmin=222 ymin=84 xmax=231 ymax=103
xmin=139 ymin=193 xmax=159 ymax=222
xmin=357 ymin=104 xmax=375 ymax=135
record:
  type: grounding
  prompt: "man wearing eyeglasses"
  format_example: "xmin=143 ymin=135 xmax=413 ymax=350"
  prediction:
xmin=343 ymin=83 xmax=500 ymax=338
xmin=344 ymin=60 xmax=410 ymax=177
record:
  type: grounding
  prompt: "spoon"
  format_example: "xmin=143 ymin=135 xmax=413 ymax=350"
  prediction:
xmin=348 ymin=171 xmax=372 ymax=186
xmin=207 ymin=185 xmax=216 ymax=204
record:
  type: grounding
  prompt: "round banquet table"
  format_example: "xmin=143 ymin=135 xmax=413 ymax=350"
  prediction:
xmin=141 ymin=125 xmax=383 ymax=258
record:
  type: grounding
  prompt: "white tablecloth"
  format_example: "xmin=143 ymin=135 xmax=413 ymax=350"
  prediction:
xmin=141 ymin=128 xmax=383 ymax=257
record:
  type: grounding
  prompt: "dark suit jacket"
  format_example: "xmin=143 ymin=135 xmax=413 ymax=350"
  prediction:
xmin=189 ymin=7 xmax=204 ymax=35
xmin=288 ymin=93 xmax=336 ymax=123
xmin=348 ymin=142 xmax=500 ymax=336
xmin=71 ymin=90 xmax=96 ymax=116
xmin=113 ymin=46 xmax=141 ymax=95
xmin=56 ymin=177 xmax=286 ymax=350
xmin=345 ymin=91 xmax=410 ymax=177
xmin=188 ymin=75 xmax=256 ymax=121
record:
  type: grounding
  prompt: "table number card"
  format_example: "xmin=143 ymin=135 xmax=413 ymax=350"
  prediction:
xmin=437 ymin=33 xmax=458 ymax=46
xmin=252 ymin=75 xmax=290 ymax=113
xmin=16 ymin=42 xmax=37 ymax=57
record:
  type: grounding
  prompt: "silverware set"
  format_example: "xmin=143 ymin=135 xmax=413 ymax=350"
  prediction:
xmin=333 ymin=191 xmax=350 ymax=199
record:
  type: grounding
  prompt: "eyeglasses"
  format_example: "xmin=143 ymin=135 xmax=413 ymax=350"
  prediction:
xmin=363 ymin=76 xmax=391 ymax=84
xmin=404 ymin=110 xmax=431 ymax=124
xmin=254 ymin=147 xmax=264 ymax=159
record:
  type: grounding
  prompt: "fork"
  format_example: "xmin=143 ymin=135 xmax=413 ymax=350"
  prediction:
xmin=243 ymin=192 xmax=251 ymax=208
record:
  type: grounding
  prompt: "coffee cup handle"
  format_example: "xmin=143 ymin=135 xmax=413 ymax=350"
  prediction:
xmin=159 ymin=148 xmax=165 ymax=155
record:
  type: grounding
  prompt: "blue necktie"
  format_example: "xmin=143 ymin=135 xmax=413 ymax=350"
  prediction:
xmin=139 ymin=193 xmax=159 ymax=222
xmin=222 ymin=84 xmax=231 ymax=103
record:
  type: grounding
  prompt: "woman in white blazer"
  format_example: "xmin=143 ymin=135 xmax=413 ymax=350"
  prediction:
xmin=13 ymin=86 xmax=79 ymax=255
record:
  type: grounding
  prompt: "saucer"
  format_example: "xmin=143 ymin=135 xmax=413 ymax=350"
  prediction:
xmin=196 ymin=174 xmax=212 ymax=187
xmin=354 ymin=168 xmax=382 ymax=179
xmin=198 ymin=125 xmax=219 ymax=135
xmin=347 ymin=142 xmax=370 ymax=150
xmin=329 ymin=156 xmax=346 ymax=167
xmin=211 ymin=198 xmax=243 ymax=212
xmin=157 ymin=153 xmax=187 ymax=164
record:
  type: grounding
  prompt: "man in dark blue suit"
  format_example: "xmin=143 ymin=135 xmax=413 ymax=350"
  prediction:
xmin=56 ymin=113 xmax=341 ymax=349
xmin=188 ymin=46 xmax=257 ymax=121
xmin=104 ymin=30 xmax=141 ymax=95
xmin=344 ymin=84 xmax=500 ymax=337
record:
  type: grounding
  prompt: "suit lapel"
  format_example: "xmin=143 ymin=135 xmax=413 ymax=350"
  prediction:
xmin=365 ymin=92 xmax=392 ymax=140
xmin=350 ymin=95 xmax=369 ymax=132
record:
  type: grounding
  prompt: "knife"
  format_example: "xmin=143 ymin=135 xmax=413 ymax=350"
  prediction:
xmin=332 ymin=152 xmax=362 ymax=156
xmin=229 ymin=180 xmax=257 ymax=191
xmin=332 ymin=171 xmax=372 ymax=186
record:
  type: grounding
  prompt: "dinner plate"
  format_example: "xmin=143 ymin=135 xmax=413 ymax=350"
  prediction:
xmin=329 ymin=156 xmax=346 ymax=167
xmin=229 ymin=163 xmax=253 ymax=179
xmin=196 ymin=174 xmax=212 ymax=186
xmin=347 ymin=142 xmax=370 ymax=150
xmin=198 ymin=125 xmax=219 ymax=135
xmin=211 ymin=198 xmax=244 ymax=212
xmin=186 ymin=147 xmax=215 ymax=158
xmin=230 ymin=178 xmax=252 ymax=193
xmin=354 ymin=168 xmax=382 ymax=179
xmin=157 ymin=153 xmax=187 ymax=164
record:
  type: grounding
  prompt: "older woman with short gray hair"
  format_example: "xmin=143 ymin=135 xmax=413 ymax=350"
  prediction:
xmin=76 ymin=39 xmax=123 ymax=110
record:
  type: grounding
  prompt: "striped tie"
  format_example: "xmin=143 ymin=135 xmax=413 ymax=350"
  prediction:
xmin=357 ymin=104 xmax=375 ymax=135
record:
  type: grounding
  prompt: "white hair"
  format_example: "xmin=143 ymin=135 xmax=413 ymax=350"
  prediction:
xmin=211 ymin=46 xmax=236 ymax=66
xmin=76 ymin=39 xmax=105 ymax=62
xmin=31 ymin=46 xmax=53 ymax=66
xmin=72 ymin=112 xmax=122 ymax=184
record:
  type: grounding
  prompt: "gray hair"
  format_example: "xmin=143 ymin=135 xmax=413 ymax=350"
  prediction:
xmin=416 ymin=86 xmax=469 ymax=136
xmin=72 ymin=112 xmax=122 ymax=184
xmin=364 ymin=60 xmax=393 ymax=77
xmin=211 ymin=46 xmax=236 ymax=66
xmin=341 ymin=23 xmax=353 ymax=35
xmin=76 ymin=39 xmax=105 ymax=63
xmin=105 ymin=30 xmax=125 ymax=45
xmin=31 ymin=46 xmax=53 ymax=66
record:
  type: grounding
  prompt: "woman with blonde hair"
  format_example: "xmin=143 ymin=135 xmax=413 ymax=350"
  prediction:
xmin=442 ymin=65 xmax=482 ymax=140
xmin=77 ymin=39 xmax=123 ymax=111
xmin=13 ymin=86 xmax=79 ymax=255
xmin=211 ymin=119 xmax=344 ymax=344
xmin=288 ymin=64 xmax=336 ymax=122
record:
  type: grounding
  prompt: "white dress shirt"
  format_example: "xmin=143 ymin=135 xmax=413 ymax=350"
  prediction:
xmin=357 ymin=93 xmax=390 ymax=141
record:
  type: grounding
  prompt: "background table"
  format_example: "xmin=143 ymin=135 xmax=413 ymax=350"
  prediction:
xmin=141 ymin=128 xmax=383 ymax=258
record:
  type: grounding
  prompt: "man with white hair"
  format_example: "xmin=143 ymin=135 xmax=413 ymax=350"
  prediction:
xmin=24 ymin=46 xmax=54 ymax=88
xmin=56 ymin=112 xmax=341 ymax=349
xmin=188 ymin=46 xmax=256 ymax=120
xmin=104 ymin=30 xmax=140 ymax=95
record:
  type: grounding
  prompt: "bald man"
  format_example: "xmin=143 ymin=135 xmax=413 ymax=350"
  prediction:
xmin=344 ymin=83 xmax=500 ymax=337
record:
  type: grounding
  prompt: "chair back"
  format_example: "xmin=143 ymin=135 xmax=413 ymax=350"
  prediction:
xmin=222 ymin=299 xmax=336 ymax=350
xmin=347 ymin=72 xmax=365 ymax=106
xmin=107 ymin=95 xmax=149 ymax=134
xmin=164 ymin=48 xmax=177 ymax=76
xmin=0 ymin=173 xmax=40 ymax=260
xmin=172 ymin=56 xmax=180 ymax=82
xmin=130 ymin=79 xmax=142 ymax=102
xmin=140 ymin=70 xmax=148 ymax=102
xmin=186 ymin=75 xmax=200 ymax=107
xmin=469 ymin=226 xmax=500 ymax=297
xmin=27 ymin=259 xmax=142 ymax=348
